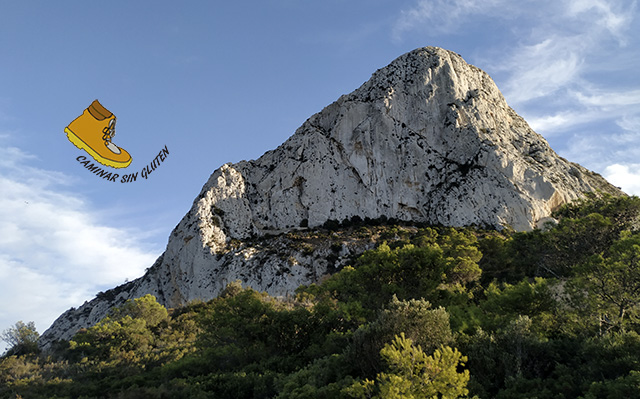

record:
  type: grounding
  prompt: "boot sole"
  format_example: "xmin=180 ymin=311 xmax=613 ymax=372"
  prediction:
xmin=65 ymin=127 xmax=132 ymax=169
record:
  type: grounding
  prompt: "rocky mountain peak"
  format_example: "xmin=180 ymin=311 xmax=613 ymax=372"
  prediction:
xmin=196 ymin=46 xmax=615 ymax=237
xmin=39 ymin=47 xmax=621 ymax=349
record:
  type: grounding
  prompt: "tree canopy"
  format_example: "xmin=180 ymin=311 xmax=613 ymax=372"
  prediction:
xmin=1 ymin=321 xmax=39 ymax=357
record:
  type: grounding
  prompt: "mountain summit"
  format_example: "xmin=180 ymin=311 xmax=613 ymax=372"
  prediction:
xmin=40 ymin=47 xmax=621 ymax=348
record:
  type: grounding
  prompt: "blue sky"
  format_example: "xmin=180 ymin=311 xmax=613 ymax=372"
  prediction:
xmin=1 ymin=0 xmax=639 ymax=351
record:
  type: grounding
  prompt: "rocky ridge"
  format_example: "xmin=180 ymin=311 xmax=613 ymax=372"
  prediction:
xmin=40 ymin=46 xmax=621 ymax=349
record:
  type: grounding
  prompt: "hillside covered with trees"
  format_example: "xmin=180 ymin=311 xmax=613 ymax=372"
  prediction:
xmin=2 ymin=194 xmax=640 ymax=398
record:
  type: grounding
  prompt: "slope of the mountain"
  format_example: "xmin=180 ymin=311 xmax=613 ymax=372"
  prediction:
xmin=40 ymin=46 xmax=621 ymax=349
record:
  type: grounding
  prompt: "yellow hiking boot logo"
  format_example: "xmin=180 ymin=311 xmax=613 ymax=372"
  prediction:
xmin=64 ymin=100 xmax=132 ymax=168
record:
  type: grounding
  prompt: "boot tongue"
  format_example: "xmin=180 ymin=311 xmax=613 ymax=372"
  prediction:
xmin=105 ymin=142 xmax=122 ymax=154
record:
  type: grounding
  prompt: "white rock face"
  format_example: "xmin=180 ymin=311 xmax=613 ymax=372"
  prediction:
xmin=40 ymin=47 xmax=621 ymax=349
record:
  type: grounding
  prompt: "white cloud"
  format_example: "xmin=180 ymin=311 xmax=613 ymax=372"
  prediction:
xmin=496 ymin=2 xmax=640 ymax=165
xmin=574 ymin=89 xmax=640 ymax=108
xmin=524 ymin=110 xmax=598 ymax=134
xmin=525 ymin=87 xmax=640 ymax=135
xmin=494 ymin=1 xmax=636 ymax=108
xmin=567 ymin=0 xmax=636 ymax=42
xmin=603 ymin=163 xmax=640 ymax=195
xmin=392 ymin=0 xmax=508 ymax=40
xmin=617 ymin=115 xmax=640 ymax=132
xmin=0 ymin=142 xmax=159 ymax=352
xmin=500 ymin=37 xmax=585 ymax=104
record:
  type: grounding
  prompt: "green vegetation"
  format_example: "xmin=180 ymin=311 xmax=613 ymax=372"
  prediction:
xmin=1 ymin=321 xmax=39 ymax=357
xmin=2 ymin=194 xmax=640 ymax=398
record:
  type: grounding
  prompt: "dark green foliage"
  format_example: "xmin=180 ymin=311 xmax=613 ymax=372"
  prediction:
xmin=554 ymin=193 xmax=640 ymax=230
xmin=346 ymin=296 xmax=452 ymax=377
xmin=480 ymin=278 xmax=558 ymax=333
xmin=299 ymin=227 xmax=482 ymax=314
xmin=463 ymin=330 xmax=640 ymax=399
xmin=3 ymin=195 xmax=640 ymax=398
xmin=480 ymin=195 xmax=640 ymax=282
xmin=195 ymin=287 xmax=346 ymax=375
xmin=568 ymin=231 xmax=640 ymax=334
xmin=583 ymin=370 xmax=640 ymax=399
xmin=322 ymin=219 xmax=341 ymax=230
xmin=275 ymin=355 xmax=357 ymax=398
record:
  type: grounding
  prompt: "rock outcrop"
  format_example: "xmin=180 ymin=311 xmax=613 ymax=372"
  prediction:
xmin=40 ymin=46 xmax=621 ymax=349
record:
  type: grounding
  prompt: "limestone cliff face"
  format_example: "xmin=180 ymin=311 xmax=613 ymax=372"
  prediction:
xmin=40 ymin=47 xmax=621 ymax=348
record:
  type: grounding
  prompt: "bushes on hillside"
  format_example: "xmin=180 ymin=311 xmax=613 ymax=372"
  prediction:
xmin=2 ymin=195 xmax=640 ymax=398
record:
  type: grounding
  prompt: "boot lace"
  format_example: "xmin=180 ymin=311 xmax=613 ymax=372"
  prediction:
xmin=102 ymin=118 xmax=116 ymax=143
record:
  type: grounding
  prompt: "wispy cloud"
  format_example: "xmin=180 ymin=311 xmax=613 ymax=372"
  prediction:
xmin=524 ymin=86 xmax=640 ymax=134
xmin=617 ymin=115 xmax=640 ymax=132
xmin=566 ymin=0 xmax=635 ymax=43
xmin=499 ymin=37 xmax=586 ymax=104
xmin=524 ymin=110 xmax=599 ymax=134
xmin=0 ymin=139 xmax=159 ymax=350
xmin=392 ymin=0 xmax=507 ymax=40
xmin=574 ymin=88 xmax=640 ymax=108
xmin=491 ymin=1 xmax=636 ymax=108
